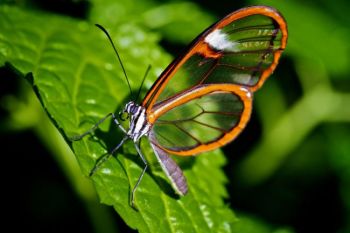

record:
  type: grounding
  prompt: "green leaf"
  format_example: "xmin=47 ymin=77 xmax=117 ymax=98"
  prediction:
xmin=89 ymin=0 xmax=155 ymax=26
xmin=0 ymin=5 xmax=238 ymax=232
xmin=140 ymin=2 xmax=216 ymax=44
xmin=89 ymin=0 xmax=215 ymax=44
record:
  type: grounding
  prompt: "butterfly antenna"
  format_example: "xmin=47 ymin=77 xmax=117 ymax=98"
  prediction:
xmin=95 ymin=24 xmax=133 ymax=98
xmin=135 ymin=65 xmax=151 ymax=102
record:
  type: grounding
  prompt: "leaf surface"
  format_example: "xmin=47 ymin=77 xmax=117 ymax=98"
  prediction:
xmin=0 ymin=5 xmax=237 ymax=232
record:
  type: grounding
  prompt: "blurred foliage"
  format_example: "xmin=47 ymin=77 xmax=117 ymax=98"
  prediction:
xmin=0 ymin=0 xmax=349 ymax=233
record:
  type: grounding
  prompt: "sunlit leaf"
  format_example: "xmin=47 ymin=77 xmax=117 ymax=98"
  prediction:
xmin=0 ymin=5 xmax=238 ymax=232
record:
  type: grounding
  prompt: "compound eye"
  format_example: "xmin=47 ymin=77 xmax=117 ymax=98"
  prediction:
xmin=119 ymin=111 xmax=129 ymax=121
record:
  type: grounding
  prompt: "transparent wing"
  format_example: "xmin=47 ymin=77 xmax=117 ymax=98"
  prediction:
xmin=148 ymin=84 xmax=252 ymax=156
xmin=142 ymin=6 xmax=287 ymax=110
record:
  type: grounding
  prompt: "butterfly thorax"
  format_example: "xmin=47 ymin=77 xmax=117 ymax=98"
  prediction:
xmin=124 ymin=101 xmax=151 ymax=142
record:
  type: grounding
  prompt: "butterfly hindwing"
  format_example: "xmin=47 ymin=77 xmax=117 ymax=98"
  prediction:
xmin=148 ymin=84 xmax=252 ymax=155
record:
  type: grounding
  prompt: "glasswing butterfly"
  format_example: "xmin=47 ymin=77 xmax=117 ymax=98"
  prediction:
xmin=71 ymin=5 xmax=288 ymax=207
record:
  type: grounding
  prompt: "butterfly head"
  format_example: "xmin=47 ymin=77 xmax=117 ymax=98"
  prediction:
xmin=124 ymin=101 xmax=139 ymax=115
xmin=118 ymin=101 xmax=135 ymax=121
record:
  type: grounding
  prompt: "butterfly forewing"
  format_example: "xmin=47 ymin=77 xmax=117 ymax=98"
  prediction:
xmin=218 ymin=14 xmax=284 ymax=51
xmin=142 ymin=6 xmax=287 ymax=110
xmin=149 ymin=85 xmax=252 ymax=155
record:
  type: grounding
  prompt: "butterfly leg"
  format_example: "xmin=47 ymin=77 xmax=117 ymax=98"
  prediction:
xmin=111 ymin=113 xmax=127 ymax=134
xmin=70 ymin=113 xmax=126 ymax=141
xmin=89 ymin=135 xmax=129 ymax=176
xmin=131 ymin=141 xmax=148 ymax=208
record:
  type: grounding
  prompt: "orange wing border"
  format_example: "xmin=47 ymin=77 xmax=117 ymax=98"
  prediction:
xmin=142 ymin=5 xmax=288 ymax=111
xmin=148 ymin=84 xmax=253 ymax=156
